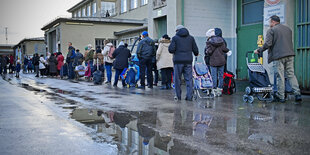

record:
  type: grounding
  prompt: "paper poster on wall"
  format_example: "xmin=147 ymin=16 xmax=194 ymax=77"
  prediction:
xmin=264 ymin=4 xmax=285 ymax=26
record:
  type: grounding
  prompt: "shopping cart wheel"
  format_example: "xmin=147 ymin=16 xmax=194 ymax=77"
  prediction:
xmin=243 ymin=94 xmax=248 ymax=102
xmin=248 ymin=96 xmax=254 ymax=104
xmin=245 ymin=86 xmax=252 ymax=95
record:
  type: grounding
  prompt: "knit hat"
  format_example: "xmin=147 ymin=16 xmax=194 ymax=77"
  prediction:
xmin=176 ymin=25 xmax=185 ymax=31
xmin=162 ymin=34 xmax=170 ymax=40
xmin=118 ymin=41 xmax=124 ymax=47
xmin=142 ymin=31 xmax=148 ymax=36
xmin=85 ymin=46 xmax=88 ymax=50
xmin=206 ymin=29 xmax=215 ymax=38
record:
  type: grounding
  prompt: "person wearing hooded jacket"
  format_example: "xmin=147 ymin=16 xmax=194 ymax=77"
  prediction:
xmin=112 ymin=41 xmax=131 ymax=87
xmin=156 ymin=34 xmax=173 ymax=90
xmin=102 ymin=40 xmax=115 ymax=84
xmin=136 ymin=31 xmax=156 ymax=89
xmin=169 ymin=25 xmax=199 ymax=101
xmin=205 ymin=29 xmax=230 ymax=97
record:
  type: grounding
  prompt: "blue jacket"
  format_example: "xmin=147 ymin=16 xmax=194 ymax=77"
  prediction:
xmin=168 ymin=28 xmax=199 ymax=64
xmin=136 ymin=37 xmax=155 ymax=60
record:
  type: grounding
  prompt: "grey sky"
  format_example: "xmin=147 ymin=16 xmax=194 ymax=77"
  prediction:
xmin=0 ymin=0 xmax=81 ymax=45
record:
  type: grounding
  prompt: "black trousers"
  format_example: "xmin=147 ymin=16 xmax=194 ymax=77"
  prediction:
xmin=139 ymin=58 xmax=153 ymax=87
xmin=160 ymin=67 xmax=173 ymax=86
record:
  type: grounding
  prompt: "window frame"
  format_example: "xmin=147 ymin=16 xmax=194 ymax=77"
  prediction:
xmin=241 ymin=0 xmax=264 ymax=26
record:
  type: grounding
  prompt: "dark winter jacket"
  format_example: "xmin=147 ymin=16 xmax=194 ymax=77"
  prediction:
xmin=33 ymin=55 xmax=40 ymax=66
xmin=257 ymin=24 xmax=295 ymax=63
xmin=66 ymin=46 xmax=76 ymax=63
xmin=168 ymin=28 xmax=199 ymax=64
xmin=112 ymin=45 xmax=131 ymax=70
xmin=24 ymin=58 xmax=29 ymax=65
xmin=206 ymin=36 xmax=229 ymax=67
xmin=136 ymin=36 xmax=155 ymax=60
xmin=48 ymin=55 xmax=57 ymax=73
xmin=73 ymin=52 xmax=84 ymax=66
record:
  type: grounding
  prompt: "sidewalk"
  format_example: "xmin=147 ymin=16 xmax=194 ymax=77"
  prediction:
xmin=0 ymin=78 xmax=117 ymax=155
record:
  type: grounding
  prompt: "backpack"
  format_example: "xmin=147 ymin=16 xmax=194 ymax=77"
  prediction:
xmin=108 ymin=46 xmax=115 ymax=59
xmin=223 ymin=71 xmax=236 ymax=95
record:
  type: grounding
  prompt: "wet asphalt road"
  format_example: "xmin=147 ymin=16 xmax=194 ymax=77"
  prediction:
xmin=0 ymin=73 xmax=310 ymax=155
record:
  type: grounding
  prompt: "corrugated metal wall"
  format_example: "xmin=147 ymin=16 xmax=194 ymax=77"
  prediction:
xmin=296 ymin=0 xmax=310 ymax=92
xmin=184 ymin=0 xmax=237 ymax=74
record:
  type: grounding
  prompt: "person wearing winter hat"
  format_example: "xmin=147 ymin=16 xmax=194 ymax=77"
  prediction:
xmin=169 ymin=25 xmax=199 ymax=101
xmin=136 ymin=31 xmax=156 ymax=89
xmin=102 ymin=40 xmax=115 ymax=84
xmin=156 ymin=34 xmax=173 ymax=90
xmin=205 ymin=28 xmax=230 ymax=97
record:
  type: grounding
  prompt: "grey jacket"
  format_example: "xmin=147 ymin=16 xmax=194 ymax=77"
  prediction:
xmin=258 ymin=24 xmax=295 ymax=63
xmin=136 ymin=37 xmax=155 ymax=60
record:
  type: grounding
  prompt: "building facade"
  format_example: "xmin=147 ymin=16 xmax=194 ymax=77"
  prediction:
xmin=13 ymin=37 xmax=46 ymax=62
xmin=42 ymin=0 xmax=309 ymax=92
xmin=146 ymin=0 xmax=309 ymax=92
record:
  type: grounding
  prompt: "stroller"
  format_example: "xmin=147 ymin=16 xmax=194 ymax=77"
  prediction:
xmin=74 ymin=65 xmax=86 ymax=80
xmin=243 ymin=51 xmax=273 ymax=104
xmin=193 ymin=57 xmax=214 ymax=99
xmin=121 ymin=54 xmax=140 ymax=88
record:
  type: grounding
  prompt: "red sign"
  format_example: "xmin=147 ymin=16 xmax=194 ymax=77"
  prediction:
xmin=266 ymin=0 xmax=281 ymax=5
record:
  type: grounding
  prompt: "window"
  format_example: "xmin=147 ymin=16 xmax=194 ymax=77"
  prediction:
xmin=141 ymin=0 xmax=148 ymax=5
xmin=82 ymin=7 xmax=86 ymax=17
xmin=131 ymin=0 xmax=138 ymax=9
xmin=242 ymin=0 xmax=264 ymax=25
xmin=92 ymin=2 xmax=97 ymax=17
xmin=87 ymin=5 xmax=91 ymax=16
xmin=78 ymin=10 xmax=81 ymax=17
xmin=101 ymin=2 xmax=116 ymax=17
xmin=121 ymin=0 xmax=127 ymax=13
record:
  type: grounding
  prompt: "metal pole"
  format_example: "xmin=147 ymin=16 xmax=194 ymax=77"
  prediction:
xmin=5 ymin=27 xmax=8 ymax=44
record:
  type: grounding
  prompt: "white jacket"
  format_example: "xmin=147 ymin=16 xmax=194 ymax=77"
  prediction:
xmin=39 ymin=57 xmax=46 ymax=69
xmin=102 ymin=43 xmax=114 ymax=64
xmin=156 ymin=39 xmax=173 ymax=70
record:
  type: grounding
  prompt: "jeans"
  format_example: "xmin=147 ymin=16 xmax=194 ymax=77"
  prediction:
xmin=161 ymin=67 xmax=173 ymax=86
xmin=114 ymin=69 xmax=126 ymax=86
xmin=210 ymin=66 xmax=224 ymax=89
xmin=139 ymin=59 xmax=153 ymax=87
xmin=273 ymin=56 xmax=300 ymax=99
xmin=174 ymin=64 xmax=193 ymax=99
xmin=68 ymin=62 xmax=75 ymax=79
xmin=24 ymin=65 xmax=28 ymax=73
xmin=105 ymin=62 xmax=112 ymax=82
xmin=35 ymin=65 xmax=39 ymax=76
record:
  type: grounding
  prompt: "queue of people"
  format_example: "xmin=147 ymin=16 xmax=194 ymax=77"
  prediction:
xmin=1 ymin=15 xmax=302 ymax=102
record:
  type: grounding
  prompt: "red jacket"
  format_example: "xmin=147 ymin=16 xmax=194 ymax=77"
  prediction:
xmin=9 ymin=56 xmax=14 ymax=64
xmin=57 ymin=55 xmax=64 ymax=70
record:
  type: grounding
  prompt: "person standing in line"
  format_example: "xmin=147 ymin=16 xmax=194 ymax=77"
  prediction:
xmin=169 ymin=25 xmax=199 ymax=101
xmin=112 ymin=41 xmax=131 ymax=87
xmin=33 ymin=53 xmax=40 ymax=77
xmin=205 ymin=28 xmax=230 ymax=97
xmin=255 ymin=15 xmax=302 ymax=103
xmin=156 ymin=34 xmax=173 ymax=90
xmin=136 ymin=31 xmax=156 ymax=89
xmin=102 ymin=40 xmax=115 ymax=84
xmin=66 ymin=42 xmax=76 ymax=80
xmin=56 ymin=52 xmax=64 ymax=76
